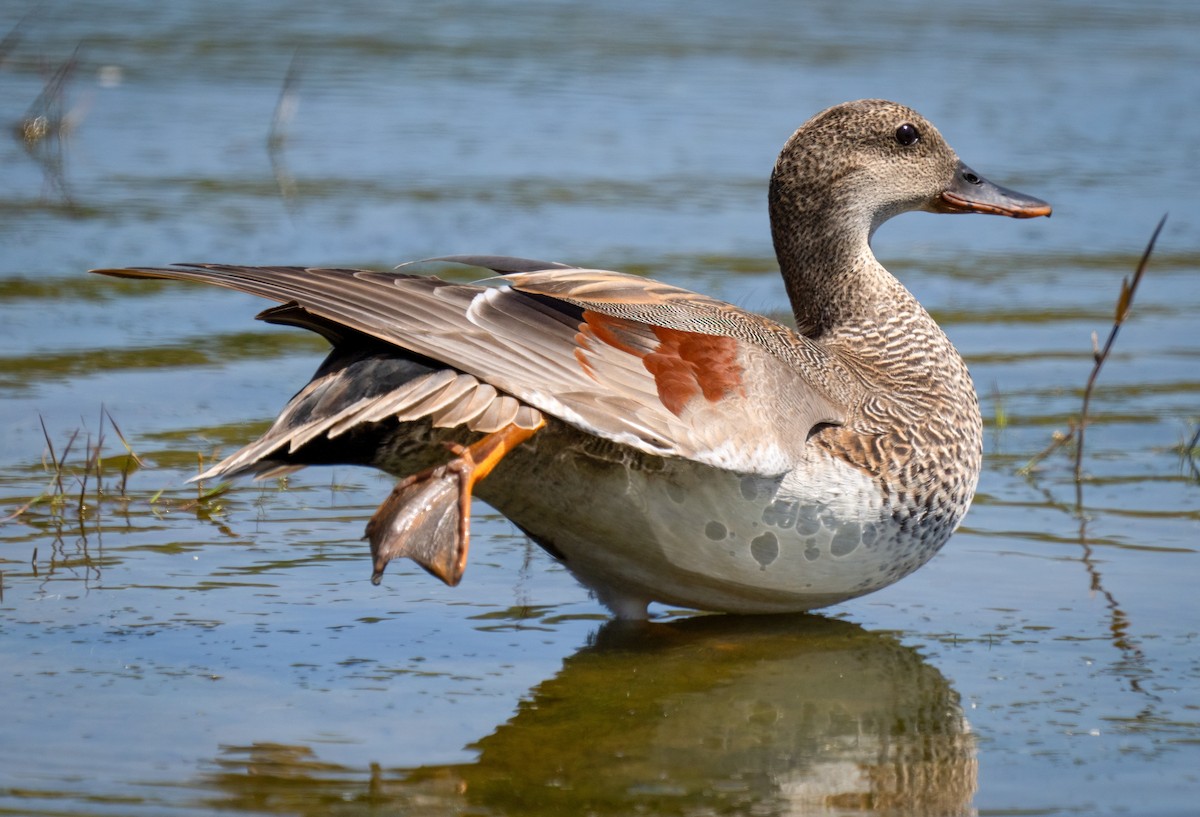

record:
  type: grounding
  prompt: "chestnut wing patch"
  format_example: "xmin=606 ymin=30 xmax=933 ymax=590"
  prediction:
xmin=578 ymin=311 xmax=744 ymax=416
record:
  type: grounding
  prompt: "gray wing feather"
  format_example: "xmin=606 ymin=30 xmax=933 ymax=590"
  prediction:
xmin=92 ymin=262 xmax=856 ymax=474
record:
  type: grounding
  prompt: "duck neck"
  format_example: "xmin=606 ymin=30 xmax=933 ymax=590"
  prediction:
xmin=768 ymin=173 xmax=906 ymax=339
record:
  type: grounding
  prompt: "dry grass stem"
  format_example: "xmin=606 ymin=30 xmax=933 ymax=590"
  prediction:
xmin=104 ymin=406 xmax=144 ymax=468
xmin=1072 ymin=215 xmax=1166 ymax=484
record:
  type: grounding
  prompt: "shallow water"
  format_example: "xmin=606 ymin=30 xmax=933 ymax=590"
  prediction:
xmin=2 ymin=1 xmax=1199 ymax=814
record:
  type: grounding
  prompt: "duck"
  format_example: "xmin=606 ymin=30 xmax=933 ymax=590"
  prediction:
xmin=93 ymin=99 xmax=1050 ymax=619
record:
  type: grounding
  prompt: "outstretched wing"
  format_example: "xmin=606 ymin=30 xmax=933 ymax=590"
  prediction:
xmin=92 ymin=258 xmax=858 ymax=475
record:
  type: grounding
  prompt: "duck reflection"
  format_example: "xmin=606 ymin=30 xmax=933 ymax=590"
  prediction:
xmin=203 ymin=615 xmax=976 ymax=815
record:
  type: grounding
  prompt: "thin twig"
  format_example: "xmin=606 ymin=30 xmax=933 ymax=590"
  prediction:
xmin=1073 ymin=215 xmax=1167 ymax=485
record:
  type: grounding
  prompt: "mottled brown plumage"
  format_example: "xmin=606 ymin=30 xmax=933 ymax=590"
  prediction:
xmin=93 ymin=99 xmax=1050 ymax=618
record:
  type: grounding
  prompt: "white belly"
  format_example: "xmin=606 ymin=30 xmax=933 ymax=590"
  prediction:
xmin=487 ymin=448 xmax=953 ymax=617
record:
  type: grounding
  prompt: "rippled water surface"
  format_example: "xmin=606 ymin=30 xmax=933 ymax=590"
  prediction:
xmin=2 ymin=1 xmax=1198 ymax=815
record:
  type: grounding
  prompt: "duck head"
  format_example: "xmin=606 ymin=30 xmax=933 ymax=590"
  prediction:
xmin=770 ymin=99 xmax=1052 ymax=241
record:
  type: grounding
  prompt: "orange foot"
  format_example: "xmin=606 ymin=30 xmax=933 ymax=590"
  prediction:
xmin=366 ymin=419 xmax=545 ymax=587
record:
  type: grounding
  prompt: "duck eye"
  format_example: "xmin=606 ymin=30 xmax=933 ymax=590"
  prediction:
xmin=895 ymin=123 xmax=920 ymax=146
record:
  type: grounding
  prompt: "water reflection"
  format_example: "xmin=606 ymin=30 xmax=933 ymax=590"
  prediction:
xmin=199 ymin=615 xmax=975 ymax=815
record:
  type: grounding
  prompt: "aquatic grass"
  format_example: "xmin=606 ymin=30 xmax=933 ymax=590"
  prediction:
xmin=1 ymin=408 xmax=243 ymax=577
xmin=4 ymin=410 xmax=140 ymax=524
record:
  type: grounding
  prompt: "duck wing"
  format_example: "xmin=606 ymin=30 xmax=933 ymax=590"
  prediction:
xmin=92 ymin=259 xmax=856 ymax=475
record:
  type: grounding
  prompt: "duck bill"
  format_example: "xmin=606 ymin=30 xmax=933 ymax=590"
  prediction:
xmin=933 ymin=161 xmax=1052 ymax=219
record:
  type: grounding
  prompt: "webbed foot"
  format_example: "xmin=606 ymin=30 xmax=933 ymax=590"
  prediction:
xmin=366 ymin=420 xmax=545 ymax=586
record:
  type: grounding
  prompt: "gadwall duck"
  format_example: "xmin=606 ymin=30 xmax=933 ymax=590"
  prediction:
xmin=94 ymin=99 xmax=1050 ymax=618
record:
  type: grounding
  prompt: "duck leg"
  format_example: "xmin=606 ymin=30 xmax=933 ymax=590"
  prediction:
xmin=366 ymin=419 xmax=545 ymax=586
